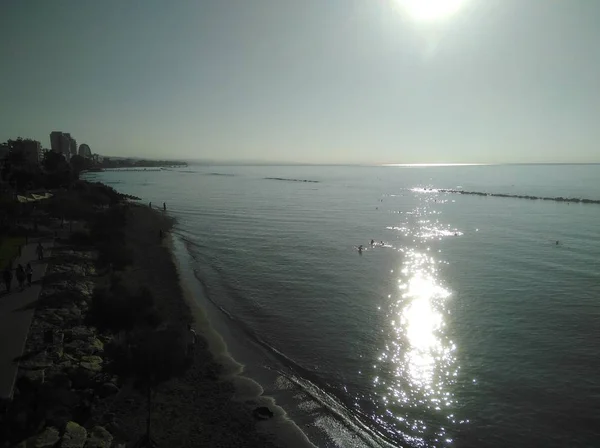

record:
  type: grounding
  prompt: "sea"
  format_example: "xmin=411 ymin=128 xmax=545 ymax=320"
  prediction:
xmin=84 ymin=164 xmax=600 ymax=448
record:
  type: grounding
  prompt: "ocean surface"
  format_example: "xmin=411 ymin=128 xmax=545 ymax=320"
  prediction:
xmin=85 ymin=165 xmax=600 ymax=447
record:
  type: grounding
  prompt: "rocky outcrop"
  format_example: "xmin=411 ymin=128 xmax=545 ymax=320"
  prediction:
xmin=60 ymin=421 xmax=87 ymax=448
xmin=18 ymin=424 xmax=114 ymax=448
xmin=33 ymin=426 xmax=60 ymax=447
xmin=84 ymin=426 xmax=113 ymax=448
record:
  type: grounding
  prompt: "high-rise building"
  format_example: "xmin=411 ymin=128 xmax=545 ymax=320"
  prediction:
xmin=78 ymin=144 xmax=92 ymax=158
xmin=50 ymin=131 xmax=74 ymax=160
xmin=70 ymin=137 xmax=77 ymax=157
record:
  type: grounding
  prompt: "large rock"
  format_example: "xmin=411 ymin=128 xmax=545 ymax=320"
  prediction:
xmin=252 ymin=406 xmax=274 ymax=420
xmin=20 ymin=353 xmax=53 ymax=370
xmin=80 ymin=356 xmax=103 ymax=372
xmin=88 ymin=338 xmax=104 ymax=354
xmin=66 ymin=327 xmax=95 ymax=341
xmin=33 ymin=426 xmax=60 ymax=448
xmin=65 ymin=337 xmax=102 ymax=357
xmin=84 ymin=426 xmax=113 ymax=448
xmin=21 ymin=369 xmax=45 ymax=386
xmin=60 ymin=421 xmax=87 ymax=448
xmin=98 ymin=382 xmax=119 ymax=398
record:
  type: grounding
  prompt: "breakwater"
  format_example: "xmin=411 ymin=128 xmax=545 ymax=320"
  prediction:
xmin=264 ymin=177 xmax=319 ymax=183
xmin=438 ymin=189 xmax=600 ymax=205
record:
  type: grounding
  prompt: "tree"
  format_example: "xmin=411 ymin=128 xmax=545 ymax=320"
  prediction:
xmin=42 ymin=150 xmax=66 ymax=172
xmin=70 ymin=154 xmax=87 ymax=176
xmin=106 ymin=328 xmax=189 ymax=447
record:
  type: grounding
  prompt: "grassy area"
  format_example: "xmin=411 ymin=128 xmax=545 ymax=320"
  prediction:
xmin=0 ymin=237 xmax=25 ymax=269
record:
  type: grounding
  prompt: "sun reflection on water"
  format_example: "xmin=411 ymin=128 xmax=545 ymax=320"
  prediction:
xmin=373 ymin=190 xmax=460 ymax=445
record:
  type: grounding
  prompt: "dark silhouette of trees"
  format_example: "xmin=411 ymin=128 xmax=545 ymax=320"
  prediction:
xmin=70 ymin=154 xmax=87 ymax=175
xmin=106 ymin=327 xmax=189 ymax=447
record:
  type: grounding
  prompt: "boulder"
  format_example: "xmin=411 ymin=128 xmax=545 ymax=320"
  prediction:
xmin=46 ymin=312 xmax=64 ymax=326
xmin=66 ymin=327 xmax=95 ymax=341
xmin=98 ymin=382 xmax=119 ymax=398
xmin=65 ymin=338 xmax=102 ymax=357
xmin=252 ymin=406 xmax=274 ymax=420
xmin=21 ymin=369 xmax=45 ymax=386
xmin=84 ymin=426 xmax=113 ymax=448
xmin=80 ymin=356 xmax=103 ymax=372
xmin=60 ymin=421 xmax=87 ymax=448
xmin=20 ymin=353 xmax=53 ymax=370
xmin=48 ymin=346 xmax=64 ymax=361
xmin=88 ymin=338 xmax=104 ymax=354
xmin=34 ymin=426 xmax=60 ymax=448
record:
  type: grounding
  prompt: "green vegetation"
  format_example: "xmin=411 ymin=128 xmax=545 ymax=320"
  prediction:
xmin=106 ymin=327 xmax=188 ymax=447
xmin=86 ymin=279 xmax=162 ymax=334
xmin=0 ymin=236 xmax=25 ymax=269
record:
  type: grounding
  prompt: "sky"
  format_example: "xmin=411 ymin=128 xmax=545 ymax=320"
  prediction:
xmin=1 ymin=0 xmax=599 ymax=164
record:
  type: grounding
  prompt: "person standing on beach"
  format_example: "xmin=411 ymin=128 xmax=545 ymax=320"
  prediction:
xmin=149 ymin=202 xmax=152 ymax=208
xmin=186 ymin=324 xmax=197 ymax=357
xmin=36 ymin=242 xmax=44 ymax=261
xmin=163 ymin=202 xmax=166 ymax=211
xmin=15 ymin=264 xmax=26 ymax=291
xmin=3 ymin=267 xmax=13 ymax=293
xmin=25 ymin=263 xmax=33 ymax=286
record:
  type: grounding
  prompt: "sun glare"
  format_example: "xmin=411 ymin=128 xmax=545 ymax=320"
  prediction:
xmin=396 ymin=0 xmax=466 ymax=21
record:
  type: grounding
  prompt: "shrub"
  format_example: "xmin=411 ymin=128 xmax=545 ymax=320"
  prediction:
xmin=97 ymin=242 xmax=133 ymax=271
xmin=86 ymin=284 xmax=162 ymax=335
xmin=104 ymin=327 xmax=189 ymax=445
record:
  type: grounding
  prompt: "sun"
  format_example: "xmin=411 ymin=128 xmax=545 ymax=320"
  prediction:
xmin=396 ymin=0 xmax=466 ymax=22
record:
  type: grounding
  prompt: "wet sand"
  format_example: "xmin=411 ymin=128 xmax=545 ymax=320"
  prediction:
xmin=114 ymin=204 xmax=314 ymax=447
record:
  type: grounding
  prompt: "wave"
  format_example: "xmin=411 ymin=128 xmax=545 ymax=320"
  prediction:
xmin=431 ymin=189 xmax=600 ymax=205
xmin=182 ymin=239 xmax=397 ymax=447
xmin=264 ymin=177 xmax=319 ymax=183
xmin=207 ymin=172 xmax=235 ymax=177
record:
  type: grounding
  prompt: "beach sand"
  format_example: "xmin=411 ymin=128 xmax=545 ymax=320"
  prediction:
xmin=110 ymin=204 xmax=314 ymax=447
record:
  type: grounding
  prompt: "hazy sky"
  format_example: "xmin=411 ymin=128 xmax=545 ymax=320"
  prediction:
xmin=1 ymin=0 xmax=599 ymax=164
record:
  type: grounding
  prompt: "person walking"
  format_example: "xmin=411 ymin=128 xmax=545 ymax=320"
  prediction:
xmin=25 ymin=263 xmax=33 ymax=286
xmin=36 ymin=242 xmax=44 ymax=261
xmin=2 ymin=267 xmax=13 ymax=294
xmin=15 ymin=264 xmax=25 ymax=291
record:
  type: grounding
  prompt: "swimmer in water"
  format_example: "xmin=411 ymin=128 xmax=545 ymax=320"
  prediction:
xmin=556 ymin=240 xmax=559 ymax=245
xmin=370 ymin=239 xmax=375 ymax=246
xmin=358 ymin=245 xmax=363 ymax=254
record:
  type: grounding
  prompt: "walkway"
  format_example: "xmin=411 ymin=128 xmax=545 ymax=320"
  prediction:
xmin=0 ymin=239 xmax=53 ymax=401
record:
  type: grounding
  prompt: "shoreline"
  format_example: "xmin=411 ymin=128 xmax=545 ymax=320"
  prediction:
xmin=166 ymin=231 xmax=316 ymax=448
xmin=0 ymin=184 xmax=314 ymax=447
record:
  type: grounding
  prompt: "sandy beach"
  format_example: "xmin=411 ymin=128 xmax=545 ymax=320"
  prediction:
xmin=93 ymin=203 xmax=301 ymax=447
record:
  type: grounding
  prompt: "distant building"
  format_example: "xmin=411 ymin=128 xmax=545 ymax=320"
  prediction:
xmin=50 ymin=131 xmax=75 ymax=161
xmin=70 ymin=137 xmax=77 ymax=157
xmin=78 ymin=143 xmax=92 ymax=158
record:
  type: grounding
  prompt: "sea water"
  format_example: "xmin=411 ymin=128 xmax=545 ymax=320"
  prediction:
xmin=86 ymin=164 xmax=600 ymax=447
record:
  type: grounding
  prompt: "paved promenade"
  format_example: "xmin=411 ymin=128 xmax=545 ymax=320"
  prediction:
xmin=0 ymin=239 xmax=53 ymax=400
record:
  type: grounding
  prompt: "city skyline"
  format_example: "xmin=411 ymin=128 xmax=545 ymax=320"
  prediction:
xmin=1 ymin=1 xmax=599 ymax=164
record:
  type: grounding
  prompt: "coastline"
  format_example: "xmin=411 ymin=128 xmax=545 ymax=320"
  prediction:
xmin=110 ymin=203 xmax=313 ymax=447
xmin=0 ymin=184 xmax=314 ymax=447
xmin=166 ymin=231 xmax=316 ymax=448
